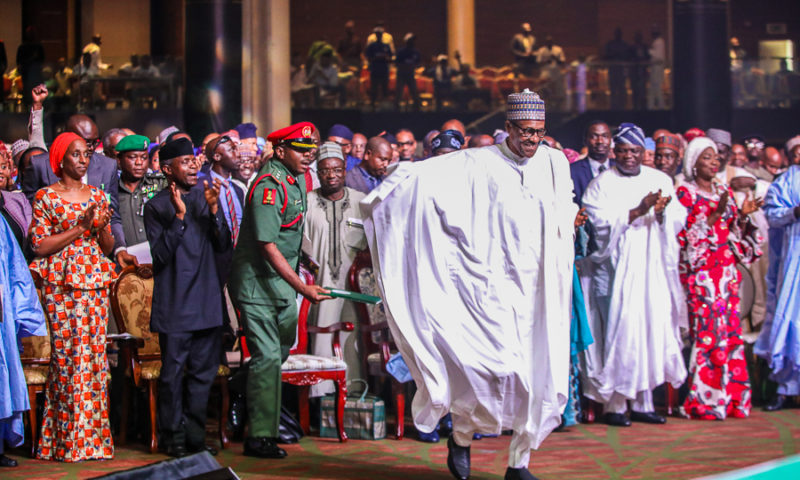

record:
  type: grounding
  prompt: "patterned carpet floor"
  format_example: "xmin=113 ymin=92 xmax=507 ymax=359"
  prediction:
xmin=6 ymin=408 xmax=800 ymax=479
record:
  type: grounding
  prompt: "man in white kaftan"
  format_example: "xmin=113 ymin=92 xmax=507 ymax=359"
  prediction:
xmin=302 ymin=143 xmax=366 ymax=397
xmin=579 ymin=123 xmax=687 ymax=427
xmin=362 ymin=90 xmax=576 ymax=480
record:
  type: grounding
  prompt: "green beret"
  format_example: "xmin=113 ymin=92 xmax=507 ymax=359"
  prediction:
xmin=116 ymin=134 xmax=150 ymax=153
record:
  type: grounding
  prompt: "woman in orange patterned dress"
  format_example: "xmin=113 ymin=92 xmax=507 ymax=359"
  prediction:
xmin=29 ymin=132 xmax=117 ymax=462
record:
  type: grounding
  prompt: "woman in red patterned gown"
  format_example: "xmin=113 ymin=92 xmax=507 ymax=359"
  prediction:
xmin=29 ymin=132 xmax=117 ymax=461
xmin=676 ymin=137 xmax=763 ymax=420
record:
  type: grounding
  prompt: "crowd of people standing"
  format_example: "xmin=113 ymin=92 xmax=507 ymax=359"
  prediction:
xmin=0 ymin=82 xmax=799 ymax=480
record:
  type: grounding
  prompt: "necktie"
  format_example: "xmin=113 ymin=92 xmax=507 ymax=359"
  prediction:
xmin=225 ymin=184 xmax=239 ymax=244
xmin=598 ymin=164 xmax=607 ymax=174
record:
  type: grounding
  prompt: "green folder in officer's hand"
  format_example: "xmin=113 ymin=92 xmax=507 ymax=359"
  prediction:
xmin=324 ymin=287 xmax=382 ymax=305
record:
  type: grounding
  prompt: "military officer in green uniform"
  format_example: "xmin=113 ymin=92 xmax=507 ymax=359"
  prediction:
xmin=116 ymin=134 xmax=168 ymax=246
xmin=229 ymin=122 xmax=331 ymax=459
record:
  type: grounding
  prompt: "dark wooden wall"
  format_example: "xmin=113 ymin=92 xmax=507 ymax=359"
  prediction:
xmin=730 ymin=0 xmax=800 ymax=59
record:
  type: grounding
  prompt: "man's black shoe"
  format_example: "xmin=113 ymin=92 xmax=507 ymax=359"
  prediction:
xmin=243 ymin=436 xmax=287 ymax=459
xmin=0 ymin=454 xmax=18 ymax=467
xmin=764 ymin=394 xmax=794 ymax=412
xmin=603 ymin=413 xmax=631 ymax=427
xmin=446 ymin=435 xmax=470 ymax=480
xmin=505 ymin=466 xmax=539 ymax=480
xmin=163 ymin=444 xmax=188 ymax=458
xmin=188 ymin=444 xmax=218 ymax=456
xmin=630 ymin=411 xmax=666 ymax=424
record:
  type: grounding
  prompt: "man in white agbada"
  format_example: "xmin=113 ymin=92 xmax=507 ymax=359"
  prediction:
xmin=302 ymin=142 xmax=366 ymax=396
xmin=361 ymin=90 xmax=576 ymax=480
xmin=579 ymin=122 xmax=687 ymax=427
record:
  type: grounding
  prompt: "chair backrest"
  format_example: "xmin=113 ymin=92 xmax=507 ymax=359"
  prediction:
xmin=20 ymin=269 xmax=50 ymax=363
xmin=110 ymin=264 xmax=160 ymax=357
xmin=289 ymin=266 xmax=315 ymax=355
xmin=347 ymin=249 xmax=390 ymax=349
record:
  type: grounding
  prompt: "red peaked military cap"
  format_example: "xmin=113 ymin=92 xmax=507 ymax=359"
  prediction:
xmin=267 ymin=121 xmax=317 ymax=149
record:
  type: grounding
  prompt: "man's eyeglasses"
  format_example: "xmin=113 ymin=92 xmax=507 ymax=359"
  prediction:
xmin=397 ymin=141 xmax=415 ymax=147
xmin=85 ymin=138 xmax=101 ymax=150
xmin=745 ymin=140 xmax=765 ymax=149
xmin=333 ymin=141 xmax=351 ymax=148
xmin=509 ymin=120 xmax=546 ymax=140
xmin=318 ymin=167 xmax=345 ymax=175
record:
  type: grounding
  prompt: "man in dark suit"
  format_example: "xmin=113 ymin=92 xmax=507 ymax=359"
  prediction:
xmin=570 ymin=120 xmax=613 ymax=206
xmin=144 ymin=138 xmax=231 ymax=457
xmin=345 ymin=136 xmax=392 ymax=194
xmin=199 ymin=134 xmax=244 ymax=285
xmin=21 ymin=114 xmax=138 ymax=267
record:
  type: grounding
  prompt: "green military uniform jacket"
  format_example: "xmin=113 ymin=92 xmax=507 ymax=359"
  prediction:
xmin=229 ymin=159 xmax=307 ymax=306
xmin=118 ymin=172 xmax=169 ymax=245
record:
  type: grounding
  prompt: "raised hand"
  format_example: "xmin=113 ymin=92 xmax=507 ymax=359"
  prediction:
xmin=203 ymin=178 xmax=223 ymax=214
xmin=740 ymin=195 xmax=764 ymax=216
xmin=574 ymin=207 xmax=588 ymax=229
xmin=715 ymin=191 xmax=730 ymax=216
xmin=32 ymin=84 xmax=48 ymax=108
xmin=639 ymin=190 xmax=661 ymax=212
xmin=629 ymin=190 xmax=663 ymax=223
xmin=170 ymin=183 xmax=186 ymax=220
xmin=96 ymin=204 xmax=112 ymax=230
xmin=654 ymin=193 xmax=671 ymax=215
xmin=707 ymin=191 xmax=730 ymax=226
xmin=79 ymin=204 xmax=97 ymax=231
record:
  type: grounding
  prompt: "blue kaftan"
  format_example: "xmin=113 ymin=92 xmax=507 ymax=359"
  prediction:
xmin=0 ymin=216 xmax=46 ymax=448
xmin=755 ymin=166 xmax=800 ymax=395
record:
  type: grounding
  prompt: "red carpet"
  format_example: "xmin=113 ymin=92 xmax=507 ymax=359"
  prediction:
xmin=6 ymin=409 xmax=800 ymax=479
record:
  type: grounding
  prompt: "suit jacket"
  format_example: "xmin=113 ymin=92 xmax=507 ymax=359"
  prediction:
xmin=570 ymin=158 xmax=615 ymax=206
xmin=197 ymin=170 xmax=244 ymax=285
xmin=144 ymin=184 xmax=232 ymax=333
xmin=345 ymin=165 xmax=380 ymax=194
xmin=23 ymin=152 xmax=126 ymax=253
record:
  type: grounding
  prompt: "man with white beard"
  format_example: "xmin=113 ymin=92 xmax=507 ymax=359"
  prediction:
xmin=579 ymin=123 xmax=688 ymax=427
xmin=362 ymin=90 xmax=577 ymax=480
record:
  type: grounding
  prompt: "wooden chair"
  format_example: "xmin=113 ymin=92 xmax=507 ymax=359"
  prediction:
xmin=347 ymin=250 xmax=405 ymax=440
xmin=239 ymin=267 xmax=352 ymax=442
xmin=110 ymin=264 xmax=231 ymax=453
xmin=19 ymin=270 xmax=50 ymax=457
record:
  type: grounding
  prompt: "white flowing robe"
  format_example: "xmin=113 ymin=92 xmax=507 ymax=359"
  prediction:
xmin=579 ymin=166 xmax=688 ymax=403
xmin=303 ymin=187 xmax=367 ymax=396
xmin=361 ymin=143 xmax=576 ymax=454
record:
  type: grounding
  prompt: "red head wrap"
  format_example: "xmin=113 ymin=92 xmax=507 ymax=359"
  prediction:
xmin=49 ymin=132 xmax=83 ymax=177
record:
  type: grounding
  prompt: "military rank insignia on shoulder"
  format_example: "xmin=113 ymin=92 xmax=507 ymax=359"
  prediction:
xmin=263 ymin=188 xmax=277 ymax=205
